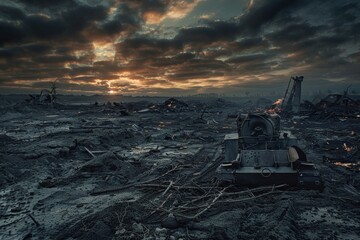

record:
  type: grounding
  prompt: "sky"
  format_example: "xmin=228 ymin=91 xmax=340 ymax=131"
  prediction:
xmin=0 ymin=0 xmax=359 ymax=96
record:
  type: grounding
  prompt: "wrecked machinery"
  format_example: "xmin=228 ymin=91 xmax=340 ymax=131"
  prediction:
xmin=308 ymin=91 xmax=360 ymax=119
xmin=270 ymin=76 xmax=360 ymax=118
xmin=26 ymin=81 xmax=57 ymax=107
xmin=216 ymin=112 xmax=323 ymax=189
xmin=281 ymin=76 xmax=303 ymax=114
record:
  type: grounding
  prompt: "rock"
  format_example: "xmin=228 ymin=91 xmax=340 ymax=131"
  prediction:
xmin=59 ymin=147 xmax=70 ymax=157
xmin=10 ymin=206 xmax=22 ymax=212
xmin=155 ymin=227 xmax=167 ymax=236
xmin=76 ymin=203 xmax=84 ymax=208
xmin=132 ymin=222 xmax=144 ymax=233
xmin=161 ymin=213 xmax=178 ymax=229
xmin=144 ymin=236 xmax=155 ymax=240
xmin=187 ymin=222 xmax=207 ymax=231
xmin=39 ymin=178 xmax=56 ymax=188
xmin=115 ymin=227 xmax=126 ymax=236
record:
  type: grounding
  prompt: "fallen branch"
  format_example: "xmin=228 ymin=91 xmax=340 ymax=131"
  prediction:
xmin=247 ymin=187 xmax=255 ymax=197
xmin=84 ymin=147 xmax=96 ymax=158
xmin=162 ymin=181 xmax=174 ymax=196
xmin=173 ymin=185 xmax=285 ymax=219
xmin=192 ymin=145 xmax=223 ymax=182
xmin=179 ymin=186 xmax=229 ymax=219
xmin=217 ymin=189 xmax=280 ymax=203
xmin=150 ymin=193 xmax=173 ymax=216
xmin=329 ymin=195 xmax=359 ymax=204
xmin=344 ymin=184 xmax=360 ymax=197
xmin=28 ymin=214 xmax=40 ymax=227
xmin=178 ymin=181 xmax=219 ymax=208
xmin=135 ymin=183 xmax=221 ymax=191
xmin=90 ymin=165 xmax=181 ymax=195
xmin=184 ymin=184 xmax=286 ymax=203
xmin=219 ymin=184 xmax=286 ymax=197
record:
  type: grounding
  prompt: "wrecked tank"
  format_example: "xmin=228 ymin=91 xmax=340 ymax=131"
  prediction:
xmin=216 ymin=112 xmax=323 ymax=189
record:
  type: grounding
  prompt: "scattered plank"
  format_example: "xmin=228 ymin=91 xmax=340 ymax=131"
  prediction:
xmin=84 ymin=147 xmax=96 ymax=158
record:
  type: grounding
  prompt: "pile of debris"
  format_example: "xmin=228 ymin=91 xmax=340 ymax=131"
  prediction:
xmin=26 ymin=82 xmax=57 ymax=107
xmin=267 ymin=77 xmax=360 ymax=120
xmin=139 ymin=98 xmax=192 ymax=113
xmin=97 ymin=101 xmax=130 ymax=116
xmin=308 ymin=93 xmax=360 ymax=120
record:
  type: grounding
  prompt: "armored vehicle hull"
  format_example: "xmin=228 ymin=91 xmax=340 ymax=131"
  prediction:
xmin=216 ymin=113 xmax=323 ymax=189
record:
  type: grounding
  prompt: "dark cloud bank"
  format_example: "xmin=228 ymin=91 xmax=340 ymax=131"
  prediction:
xmin=0 ymin=0 xmax=359 ymax=95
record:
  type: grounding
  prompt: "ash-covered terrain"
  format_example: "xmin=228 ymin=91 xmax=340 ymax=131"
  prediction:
xmin=0 ymin=95 xmax=359 ymax=240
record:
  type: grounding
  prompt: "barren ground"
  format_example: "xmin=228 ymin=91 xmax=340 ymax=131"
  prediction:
xmin=0 ymin=95 xmax=359 ymax=240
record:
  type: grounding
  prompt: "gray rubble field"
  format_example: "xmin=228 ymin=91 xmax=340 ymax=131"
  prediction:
xmin=0 ymin=95 xmax=359 ymax=240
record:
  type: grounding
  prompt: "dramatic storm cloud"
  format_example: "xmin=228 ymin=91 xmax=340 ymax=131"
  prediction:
xmin=0 ymin=0 xmax=359 ymax=95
